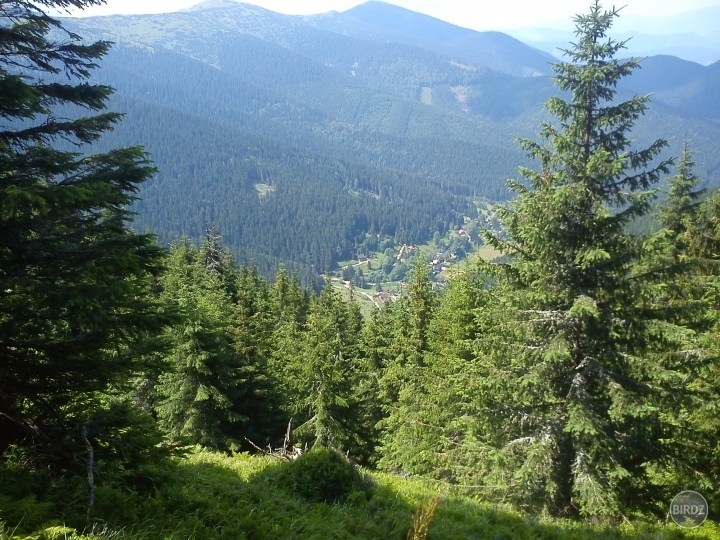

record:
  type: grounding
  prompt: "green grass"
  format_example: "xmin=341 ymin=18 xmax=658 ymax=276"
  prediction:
xmin=2 ymin=449 xmax=719 ymax=540
xmin=331 ymin=279 xmax=379 ymax=317
xmin=474 ymin=243 xmax=502 ymax=261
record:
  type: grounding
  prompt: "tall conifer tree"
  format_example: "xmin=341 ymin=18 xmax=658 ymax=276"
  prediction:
xmin=293 ymin=282 xmax=363 ymax=451
xmin=469 ymin=1 xmax=701 ymax=518
xmin=655 ymin=158 xmax=720 ymax=508
xmin=0 ymin=0 xmax=169 ymax=450
xmin=229 ymin=264 xmax=286 ymax=446
xmin=378 ymin=260 xmax=437 ymax=473
xmin=155 ymin=244 xmax=247 ymax=450
xmin=659 ymin=142 xmax=704 ymax=241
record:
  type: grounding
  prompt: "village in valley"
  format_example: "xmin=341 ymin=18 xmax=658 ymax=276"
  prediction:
xmin=331 ymin=202 xmax=505 ymax=312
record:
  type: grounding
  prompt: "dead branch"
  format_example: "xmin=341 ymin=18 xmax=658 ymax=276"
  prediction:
xmin=245 ymin=418 xmax=304 ymax=461
xmin=80 ymin=419 xmax=95 ymax=521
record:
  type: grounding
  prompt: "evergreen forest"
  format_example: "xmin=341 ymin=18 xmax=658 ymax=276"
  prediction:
xmin=1 ymin=1 xmax=719 ymax=539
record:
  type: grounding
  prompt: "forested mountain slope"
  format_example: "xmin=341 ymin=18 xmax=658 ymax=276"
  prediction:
xmin=99 ymin=91 xmax=470 ymax=284
xmin=63 ymin=0 xmax=720 ymax=281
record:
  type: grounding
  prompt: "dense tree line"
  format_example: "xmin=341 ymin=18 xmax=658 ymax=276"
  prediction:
xmin=1 ymin=0 xmax=718 ymax=530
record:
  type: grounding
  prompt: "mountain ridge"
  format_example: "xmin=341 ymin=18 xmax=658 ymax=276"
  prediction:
xmin=305 ymin=1 xmax=557 ymax=77
xmin=181 ymin=0 xmax=243 ymax=11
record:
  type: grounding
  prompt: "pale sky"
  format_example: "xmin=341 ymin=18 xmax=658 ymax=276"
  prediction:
xmin=61 ymin=0 xmax=720 ymax=32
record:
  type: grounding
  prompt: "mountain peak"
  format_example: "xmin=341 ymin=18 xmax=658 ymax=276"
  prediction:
xmin=340 ymin=1 xmax=470 ymax=39
xmin=181 ymin=0 xmax=240 ymax=12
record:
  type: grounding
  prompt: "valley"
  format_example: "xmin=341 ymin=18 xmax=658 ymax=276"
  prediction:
xmin=61 ymin=0 xmax=720 ymax=285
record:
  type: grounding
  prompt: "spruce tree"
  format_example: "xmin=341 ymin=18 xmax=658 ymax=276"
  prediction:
xmin=154 ymin=243 xmax=248 ymax=450
xmin=201 ymin=223 xmax=241 ymax=301
xmin=353 ymin=306 xmax=393 ymax=464
xmin=659 ymin=142 xmax=704 ymax=241
xmin=656 ymin=161 xmax=720 ymax=508
xmin=470 ymin=1 xmax=698 ymax=518
xmin=645 ymin=142 xmax=709 ymax=332
xmin=271 ymin=265 xmax=309 ymax=326
xmin=293 ymin=282 xmax=363 ymax=451
xmin=228 ymin=264 xmax=286 ymax=446
xmin=687 ymin=194 xmax=720 ymax=512
xmin=267 ymin=266 xmax=308 ymax=428
xmin=0 ymin=0 xmax=169 ymax=451
xmin=378 ymin=260 xmax=437 ymax=474
xmin=398 ymin=265 xmax=491 ymax=481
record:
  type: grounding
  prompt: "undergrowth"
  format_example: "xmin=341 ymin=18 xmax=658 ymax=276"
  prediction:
xmin=1 ymin=448 xmax=718 ymax=539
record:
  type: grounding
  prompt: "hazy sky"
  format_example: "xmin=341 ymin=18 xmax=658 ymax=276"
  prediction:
xmin=61 ymin=0 xmax=720 ymax=31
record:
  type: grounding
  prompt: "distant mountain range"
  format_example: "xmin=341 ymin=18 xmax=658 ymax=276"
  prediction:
xmin=62 ymin=0 xmax=720 ymax=281
xmin=509 ymin=5 xmax=720 ymax=66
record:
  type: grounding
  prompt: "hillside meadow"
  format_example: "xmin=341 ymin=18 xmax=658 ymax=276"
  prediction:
xmin=2 ymin=449 xmax=718 ymax=540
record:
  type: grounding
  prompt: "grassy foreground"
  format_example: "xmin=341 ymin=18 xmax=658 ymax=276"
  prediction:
xmin=1 ymin=449 xmax=718 ymax=539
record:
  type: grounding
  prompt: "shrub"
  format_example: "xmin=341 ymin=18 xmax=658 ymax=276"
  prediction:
xmin=268 ymin=447 xmax=372 ymax=504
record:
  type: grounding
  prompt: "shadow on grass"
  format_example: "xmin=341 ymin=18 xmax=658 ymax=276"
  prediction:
xmin=86 ymin=449 xmax=414 ymax=539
